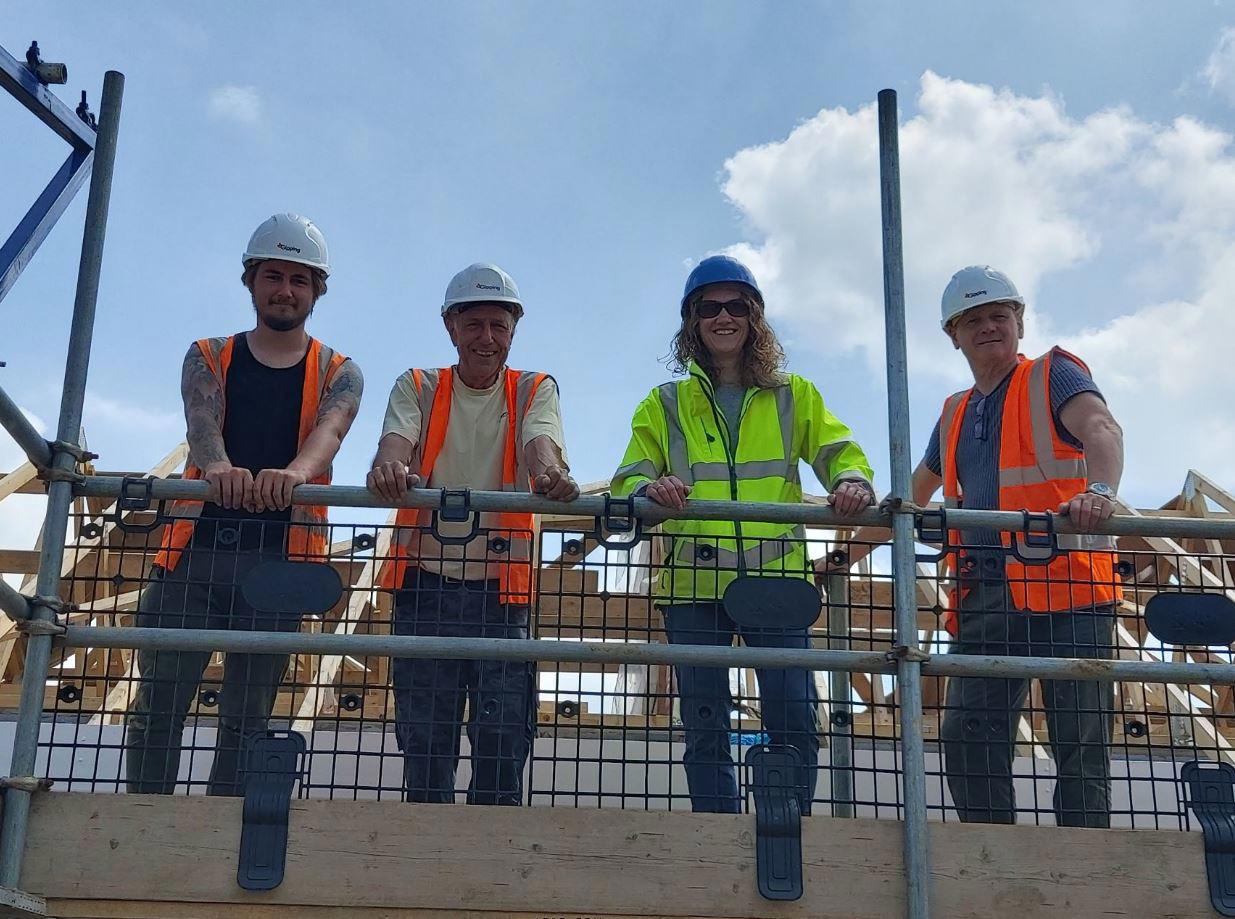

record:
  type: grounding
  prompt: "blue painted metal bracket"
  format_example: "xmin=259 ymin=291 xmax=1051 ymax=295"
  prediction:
xmin=0 ymin=42 xmax=97 ymax=306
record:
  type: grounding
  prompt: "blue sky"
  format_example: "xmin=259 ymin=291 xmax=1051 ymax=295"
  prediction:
xmin=3 ymin=1 xmax=1235 ymax=548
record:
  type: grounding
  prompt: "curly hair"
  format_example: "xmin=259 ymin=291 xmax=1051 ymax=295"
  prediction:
xmin=669 ymin=295 xmax=787 ymax=389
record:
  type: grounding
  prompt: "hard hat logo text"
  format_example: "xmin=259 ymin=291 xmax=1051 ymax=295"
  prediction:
xmin=963 ymin=289 xmax=987 ymax=299
xmin=475 ymin=283 xmax=501 ymax=291
xmin=276 ymin=243 xmax=303 ymax=254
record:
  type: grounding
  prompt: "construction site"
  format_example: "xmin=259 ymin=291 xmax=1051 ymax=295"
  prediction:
xmin=4 ymin=30 xmax=1235 ymax=919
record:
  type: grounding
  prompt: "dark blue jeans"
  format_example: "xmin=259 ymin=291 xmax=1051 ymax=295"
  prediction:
xmin=392 ymin=569 xmax=535 ymax=805
xmin=662 ymin=602 xmax=819 ymax=814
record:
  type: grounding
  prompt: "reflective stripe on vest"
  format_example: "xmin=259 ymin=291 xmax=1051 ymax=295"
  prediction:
xmin=154 ymin=335 xmax=346 ymax=570
xmin=647 ymin=369 xmax=814 ymax=601
xmin=381 ymin=367 xmax=547 ymax=604
xmin=671 ymin=524 xmax=807 ymax=570
xmin=657 ymin=380 xmax=796 ymax=487
xmin=939 ymin=348 xmax=1120 ymax=622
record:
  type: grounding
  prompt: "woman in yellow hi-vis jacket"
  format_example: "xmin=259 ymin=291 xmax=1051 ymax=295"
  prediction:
xmin=611 ymin=255 xmax=876 ymax=814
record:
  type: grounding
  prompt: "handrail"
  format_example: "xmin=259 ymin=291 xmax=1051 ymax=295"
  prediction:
xmin=62 ymin=626 xmax=1235 ymax=686
xmin=73 ymin=475 xmax=1235 ymax=539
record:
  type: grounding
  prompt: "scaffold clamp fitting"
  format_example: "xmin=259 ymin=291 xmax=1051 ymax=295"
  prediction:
xmin=1182 ymin=760 xmax=1235 ymax=916
xmin=48 ymin=439 xmax=97 ymax=465
xmin=0 ymin=776 xmax=52 ymax=794
xmin=37 ymin=466 xmax=83 ymax=485
xmin=237 ymin=731 xmax=305 ymax=892
xmin=746 ymin=745 xmax=804 ymax=901
xmin=886 ymin=645 xmax=930 ymax=664
xmin=16 ymin=618 xmax=66 ymax=637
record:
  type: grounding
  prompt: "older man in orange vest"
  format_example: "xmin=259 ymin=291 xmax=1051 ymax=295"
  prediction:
xmin=369 ymin=263 xmax=577 ymax=805
xmin=125 ymin=214 xmax=363 ymax=796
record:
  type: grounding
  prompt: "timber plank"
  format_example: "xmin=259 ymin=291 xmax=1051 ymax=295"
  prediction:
xmin=20 ymin=794 xmax=1217 ymax=918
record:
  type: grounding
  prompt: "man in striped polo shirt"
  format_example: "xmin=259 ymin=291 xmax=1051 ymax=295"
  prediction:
xmin=827 ymin=265 xmax=1125 ymax=827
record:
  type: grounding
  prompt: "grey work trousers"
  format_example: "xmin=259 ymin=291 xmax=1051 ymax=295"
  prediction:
xmin=940 ymin=577 xmax=1114 ymax=827
xmin=124 ymin=536 xmax=302 ymax=796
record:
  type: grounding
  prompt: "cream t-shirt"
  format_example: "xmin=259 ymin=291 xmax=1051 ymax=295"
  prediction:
xmin=381 ymin=367 xmax=567 ymax=581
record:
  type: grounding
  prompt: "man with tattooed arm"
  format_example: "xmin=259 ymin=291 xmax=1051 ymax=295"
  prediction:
xmin=124 ymin=214 xmax=363 ymax=796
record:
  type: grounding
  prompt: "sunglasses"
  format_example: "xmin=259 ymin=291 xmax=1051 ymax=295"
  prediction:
xmin=694 ymin=298 xmax=752 ymax=319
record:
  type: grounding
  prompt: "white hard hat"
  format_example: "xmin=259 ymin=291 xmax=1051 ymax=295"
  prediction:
xmin=940 ymin=265 xmax=1024 ymax=329
xmin=442 ymin=262 xmax=523 ymax=318
xmin=243 ymin=213 xmax=330 ymax=276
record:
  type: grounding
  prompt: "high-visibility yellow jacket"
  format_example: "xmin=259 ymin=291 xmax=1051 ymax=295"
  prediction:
xmin=611 ymin=361 xmax=874 ymax=602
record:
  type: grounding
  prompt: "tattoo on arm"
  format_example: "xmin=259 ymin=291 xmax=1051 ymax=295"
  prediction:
xmin=181 ymin=346 xmax=228 ymax=469
xmin=318 ymin=360 xmax=364 ymax=430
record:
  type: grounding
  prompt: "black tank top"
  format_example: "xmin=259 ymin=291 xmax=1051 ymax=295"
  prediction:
xmin=196 ymin=333 xmax=306 ymax=550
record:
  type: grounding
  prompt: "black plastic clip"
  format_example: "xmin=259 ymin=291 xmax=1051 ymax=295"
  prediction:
xmin=1010 ymin=510 xmax=1058 ymax=564
xmin=117 ymin=476 xmax=153 ymax=512
xmin=1182 ymin=760 xmax=1235 ymax=916
xmin=915 ymin=507 xmax=947 ymax=545
xmin=237 ymin=731 xmax=305 ymax=892
xmin=114 ymin=476 xmax=165 ymax=534
xmin=438 ymin=488 xmax=471 ymax=522
xmin=430 ymin=488 xmax=482 ymax=546
xmin=595 ymin=494 xmax=643 ymax=549
xmin=745 ymin=745 xmax=804 ymax=901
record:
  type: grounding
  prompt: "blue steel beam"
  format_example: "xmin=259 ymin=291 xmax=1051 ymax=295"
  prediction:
xmin=0 ymin=43 xmax=95 ymax=151
xmin=0 ymin=146 xmax=93 ymax=304
xmin=0 ymin=41 xmax=98 ymax=305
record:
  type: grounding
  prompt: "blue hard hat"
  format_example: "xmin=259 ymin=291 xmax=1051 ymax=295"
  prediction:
xmin=681 ymin=255 xmax=763 ymax=314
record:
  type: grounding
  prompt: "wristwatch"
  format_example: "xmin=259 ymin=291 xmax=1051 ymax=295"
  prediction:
xmin=1086 ymin=482 xmax=1116 ymax=500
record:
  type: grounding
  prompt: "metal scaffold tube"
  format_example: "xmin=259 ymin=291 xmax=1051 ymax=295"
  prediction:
xmin=57 ymin=625 xmax=1235 ymax=684
xmin=0 ymin=69 xmax=124 ymax=888
xmin=72 ymin=474 xmax=1235 ymax=539
xmin=0 ymin=580 xmax=30 ymax=623
xmin=0 ymin=385 xmax=51 ymax=469
xmin=878 ymin=87 xmax=930 ymax=919
xmin=825 ymin=573 xmax=854 ymax=818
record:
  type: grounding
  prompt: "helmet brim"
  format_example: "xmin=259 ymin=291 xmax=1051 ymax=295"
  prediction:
xmin=243 ymin=254 xmax=330 ymax=278
xmin=441 ymin=295 xmax=524 ymax=318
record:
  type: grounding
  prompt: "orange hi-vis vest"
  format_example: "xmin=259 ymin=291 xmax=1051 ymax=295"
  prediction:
xmin=939 ymin=347 xmax=1121 ymax=625
xmin=380 ymin=366 xmax=548 ymax=605
xmin=154 ymin=334 xmax=348 ymax=571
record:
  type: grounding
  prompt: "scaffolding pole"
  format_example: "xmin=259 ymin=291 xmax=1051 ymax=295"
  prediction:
xmin=0 ymin=581 xmax=30 ymax=623
xmin=826 ymin=573 xmax=854 ymax=817
xmin=59 ymin=625 xmax=1235 ymax=684
xmin=0 ymin=386 xmax=51 ymax=470
xmin=71 ymin=475 xmax=1235 ymax=539
xmin=878 ymin=87 xmax=930 ymax=919
xmin=0 ymin=68 xmax=123 ymax=888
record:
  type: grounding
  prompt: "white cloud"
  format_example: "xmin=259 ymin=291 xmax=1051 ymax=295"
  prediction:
xmin=207 ymin=85 xmax=262 ymax=125
xmin=717 ymin=71 xmax=1235 ymax=500
xmin=1203 ymin=28 xmax=1235 ymax=104
xmin=84 ymin=393 xmax=181 ymax=433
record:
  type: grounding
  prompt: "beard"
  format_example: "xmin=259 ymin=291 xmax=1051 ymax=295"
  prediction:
xmin=253 ymin=295 xmax=313 ymax=332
